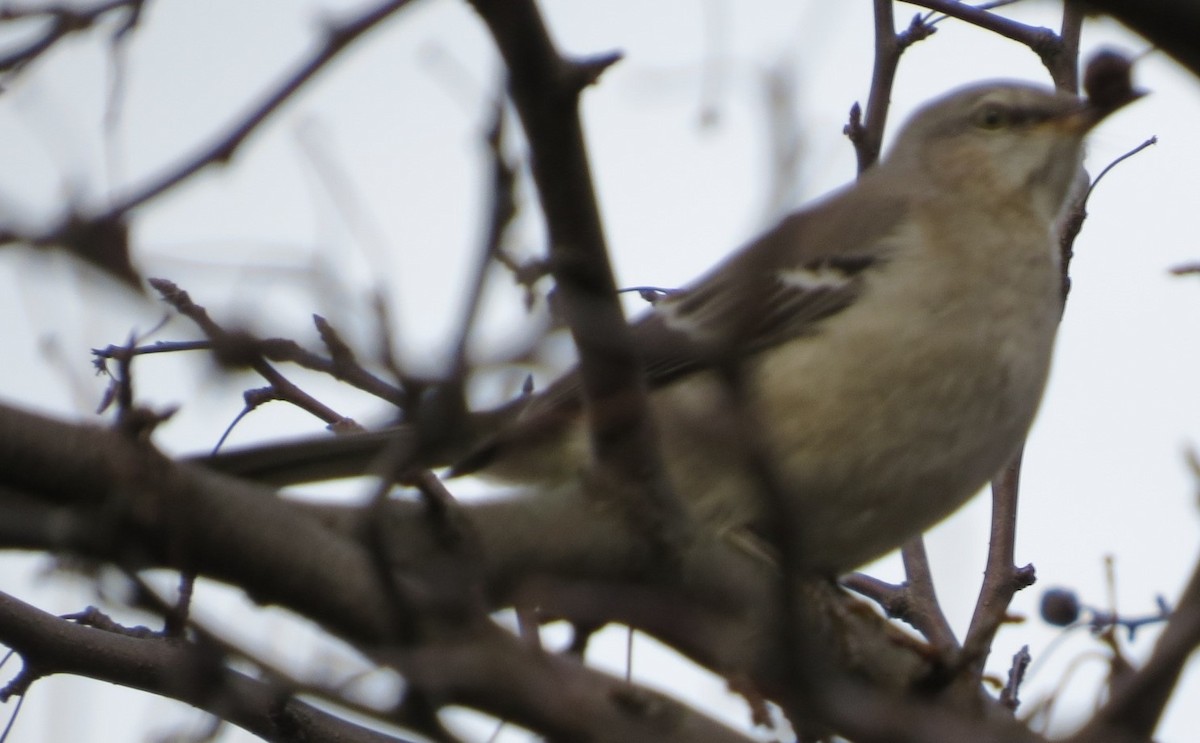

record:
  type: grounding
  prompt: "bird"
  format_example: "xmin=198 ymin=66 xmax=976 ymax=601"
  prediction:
xmin=200 ymin=78 xmax=1138 ymax=576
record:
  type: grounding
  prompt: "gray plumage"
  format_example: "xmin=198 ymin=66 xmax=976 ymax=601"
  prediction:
xmin=201 ymin=81 xmax=1132 ymax=574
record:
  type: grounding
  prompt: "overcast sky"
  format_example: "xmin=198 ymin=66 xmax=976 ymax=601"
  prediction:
xmin=1 ymin=1 xmax=1199 ymax=741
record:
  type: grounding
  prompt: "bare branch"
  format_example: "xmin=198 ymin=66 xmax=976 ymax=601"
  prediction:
xmin=148 ymin=278 xmax=358 ymax=429
xmin=899 ymin=537 xmax=960 ymax=656
xmin=962 ymin=453 xmax=1037 ymax=679
xmin=0 ymin=591 xmax=411 ymax=743
xmin=0 ymin=0 xmax=141 ymax=74
xmin=1071 ymin=551 xmax=1200 ymax=741
xmin=0 ymin=0 xmax=417 ymax=287
xmin=899 ymin=0 xmax=1061 ymax=51
xmin=468 ymin=0 xmax=688 ymax=557
xmin=106 ymin=0 xmax=416 ymax=217
xmin=847 ymin=3 xmax=935 ymax=172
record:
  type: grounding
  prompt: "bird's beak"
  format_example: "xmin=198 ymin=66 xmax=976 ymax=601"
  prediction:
xmin=1051 ymin=87 xmax=1145 ymax=134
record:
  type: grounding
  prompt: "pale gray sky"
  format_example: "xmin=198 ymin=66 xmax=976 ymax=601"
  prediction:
xmin=1 ymin=1 xmax=1198 ymax=741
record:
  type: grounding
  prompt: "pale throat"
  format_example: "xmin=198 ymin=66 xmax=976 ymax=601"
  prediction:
xmin=926 ymin=137 xmax=1084 ymax=227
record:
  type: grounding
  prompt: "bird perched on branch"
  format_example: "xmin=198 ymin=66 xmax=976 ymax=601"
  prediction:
xmin=201 ymin=68 xmax=1140 ymax=575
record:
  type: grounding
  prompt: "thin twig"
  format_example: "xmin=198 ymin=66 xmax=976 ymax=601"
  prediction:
xmin=899 ymin=537 xmax=960 ymax=656
xmin=841 ymin=543 xmax=959 ymax=658
xmin=1071 ymin=550 xmax=1200 ymax=741
xmin=899 ymin=0 xmax=1060 ymax=50
xmin=0 ymin=0 xmax=140 ymax=74
xmin=148 ymin=278 xmax=354 ymax=428
xmin=105 ymin=0 xmax=415 ymax=217
xmin=0 ymin=0 xmax=416 ymax=283
xmin=94 ymin=329 xmax=409 ymax=407
xmin=448 ymin=99 xmax=517 ymax=380
xmin=1058 ymin=136 xmax=1157 ymax=301
xmin=962 ymin=452 xmax=1037 ymax=679
xmin=999 ymin=645 xmax=1031 ymax=712
xmin=848 ymin=2 xmax=935 ymax=172
xmin=1085 ymin=137 xmax=1158 ymax=202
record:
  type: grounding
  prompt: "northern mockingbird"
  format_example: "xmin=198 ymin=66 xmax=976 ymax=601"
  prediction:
xmin=203 ymin=79 xmax=1137 ymax=574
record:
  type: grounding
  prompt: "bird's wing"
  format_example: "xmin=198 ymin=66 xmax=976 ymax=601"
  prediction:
xmin=527 ymin=183 xmax=910 ymax=412
xmin=634 ymin=246 xmax=879 ymax=387
xmin=203 ymin=183 xmax=909 ymax=484
xmin=436 ymin=183 xmax=915 ymax=482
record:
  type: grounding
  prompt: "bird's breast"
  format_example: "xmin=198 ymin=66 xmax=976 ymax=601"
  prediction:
xmin=657 ymin=211 xmax=1062 ymax=571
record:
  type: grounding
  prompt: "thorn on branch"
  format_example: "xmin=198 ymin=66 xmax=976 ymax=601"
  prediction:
xmin=843 ymin=102 xmax=865 ymax=146
xmin=896 ymin=13 xmax=937 ymax=50
xmin=0 ymin=664 xmax=35 ymax=702
xmin=999 ymin=645 xmax=1031 ymax=712
xmin=563 ymin=50 xmax=623 ymax=91
xmin=617 ymin=286 xmax=677 ymax=306
xmin=62 ymin=606 xmax=159 ymax=638
xmin=313 ymin=314 xmax=358 ymax=370
xmin=1014 ymin=563 xmax=1037 ymax=590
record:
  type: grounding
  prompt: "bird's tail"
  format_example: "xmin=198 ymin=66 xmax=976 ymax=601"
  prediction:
xmin=192 ymin=404 xmax=520 ymax=487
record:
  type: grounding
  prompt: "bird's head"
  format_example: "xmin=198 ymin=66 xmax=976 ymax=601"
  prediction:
xmin=883 ymin=80 xmax=1139 ymax=221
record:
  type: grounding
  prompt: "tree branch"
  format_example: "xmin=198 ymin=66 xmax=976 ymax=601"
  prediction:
xmin=1072 ymin=550 xmax=1200 ymax=742
xmin=962 ymin=452 xmax=1036 ymax=681
xmin=467 ymin=0 xmax=688 ymax=558
xmin=0 ymin=402 xmax=759 ymax=741
xmin=0 ymin=591 xmax=413 ymax=743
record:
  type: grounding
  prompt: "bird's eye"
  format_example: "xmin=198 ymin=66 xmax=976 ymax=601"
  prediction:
xmin=973 ymin=103 xmax=1009 ymax=130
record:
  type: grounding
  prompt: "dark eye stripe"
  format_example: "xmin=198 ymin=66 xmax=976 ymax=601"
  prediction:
xmin=976 ymin=102 xmax=1060 ymax=129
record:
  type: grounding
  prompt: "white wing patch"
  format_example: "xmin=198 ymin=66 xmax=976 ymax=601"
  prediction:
xmin=655 ymin=294 xmax=714 ymax=340
xmin=777 ymin=263 xmax=855 ymax=291
xmin=651 ymin=260 xmax=862 ymax=345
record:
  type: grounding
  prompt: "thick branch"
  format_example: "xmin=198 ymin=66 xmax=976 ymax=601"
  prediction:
xmin=0 ymin=592 xmax=410 ymax=743
xmin=467 ymin=0 xmax=688 ymax=554
xmin=0 ymin=403 xmax=756 ymax=741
